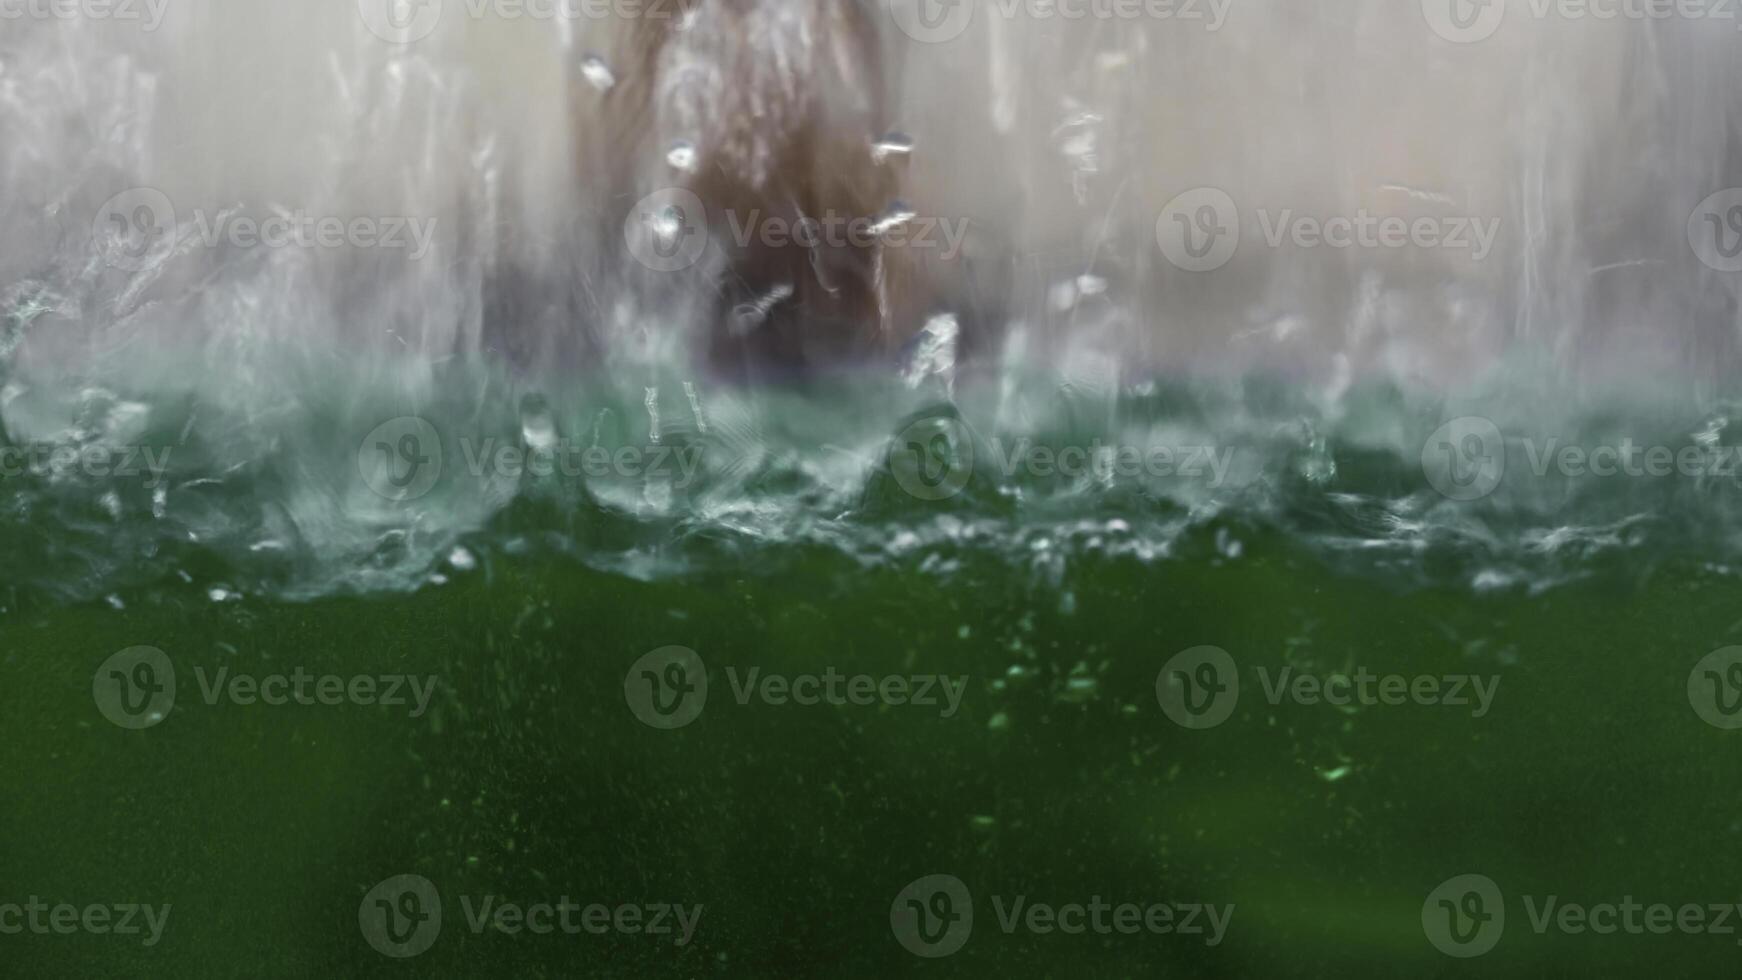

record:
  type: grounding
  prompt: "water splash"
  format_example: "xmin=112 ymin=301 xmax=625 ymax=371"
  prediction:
xmin=2 ymin=6 xmax=1741 ymax=603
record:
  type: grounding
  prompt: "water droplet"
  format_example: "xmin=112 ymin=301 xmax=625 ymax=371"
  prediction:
xmin=1318 ymin=765 xmax=1353 ymax=783
xmin=871 ymin=131 xmax=915 ymax=163
xmin=644 ymin=387 xmax=662 ymax=444
xmin=666 ymin=141 xmax=697 ymax=173
xmin=649 ymin=209 xmax=688 ymax=250
xmin=901 ymin=314 xmax=959 ymax=391
xmin=448 ymin=546 xmax=476 ymax=572
xmin=1058 ymin=676 xmax=1099 ymax=703
xmin=579 ymin=54 xmax=616 ymax=92
xmin=729 ymin=283 xmax=794 ymax=336
xmin=1292 ymin=420 xmax=1337 ymax=485
xmin=1215 ymin=528 xmax=1244 ymax=560
xmin=519 ymin=394 xmax=558 ymax=452
xmin=868 ymin=201 xmax=917 ymax=238
xmin=681 ymin=382 xmax=708 ymax=435
xmin=987 ymin=712 xmax=1011 ymax=732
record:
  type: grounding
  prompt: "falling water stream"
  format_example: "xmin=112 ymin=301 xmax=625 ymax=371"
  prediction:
xmin=1 ymin=5 xmax=1741 ymax=604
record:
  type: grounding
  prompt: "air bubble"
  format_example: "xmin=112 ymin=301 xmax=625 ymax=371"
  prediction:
xmin=666 ymin=141 xmax=697 ymax=173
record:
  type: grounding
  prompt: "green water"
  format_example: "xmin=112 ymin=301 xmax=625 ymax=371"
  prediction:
xmin=8 ymin=525 xmax=1742 ymax=976
xmin=9 ymin=369 xmax=1742 ymax=975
